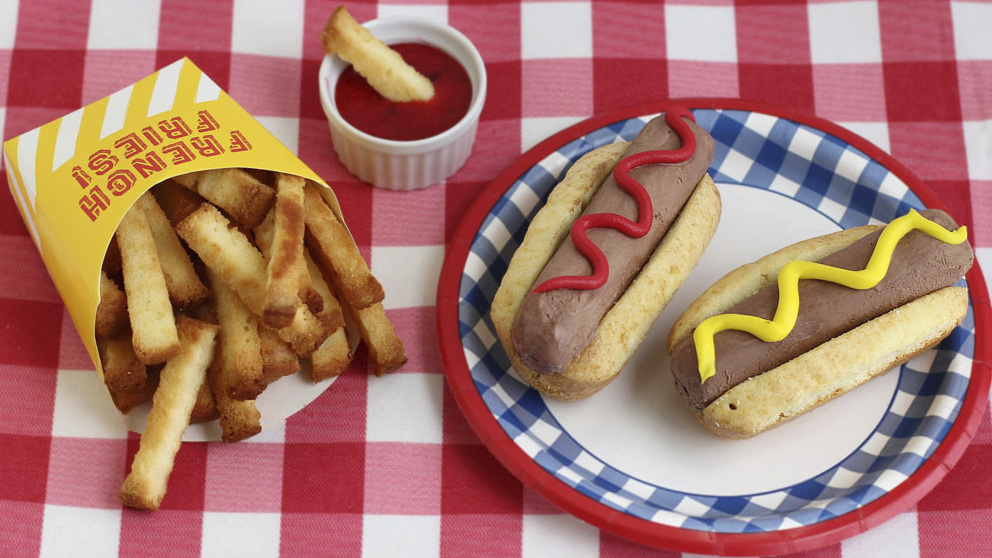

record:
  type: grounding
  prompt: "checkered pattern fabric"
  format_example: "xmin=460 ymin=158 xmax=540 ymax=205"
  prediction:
xmin=1 ymin=1 xmax=990 ymax=557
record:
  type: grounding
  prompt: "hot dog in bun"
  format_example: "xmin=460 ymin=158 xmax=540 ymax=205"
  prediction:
xmin=667 ymin=208 xmax=974 ymax=438
xmin=492 ymin=106 xmax=720 ymax=400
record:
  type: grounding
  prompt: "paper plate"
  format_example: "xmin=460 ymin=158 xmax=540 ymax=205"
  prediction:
xmin=436 ymin=100 xmax=991 ymax=555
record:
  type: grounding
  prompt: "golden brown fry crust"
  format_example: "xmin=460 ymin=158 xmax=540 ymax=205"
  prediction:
xmin=259 ymin=326 xmax=300 ymax=382
xmin=96 ymin=271 xmax=128 ymax=339
xmin=303 ymin=183 xmax=384 ymax=310
xmin=310 ymin=327 xmax=352 ymax=381
xmin=117 ymin=203 xmax=181 ymax=365
xmin=262 ymin=173 xmax=307 ymax=328
xmin=208 ymin=270 xmax=267 ymax=401
xmin=119 ymin=317 xmax=218 ymax=510
xmin=98 ymin=332 xmax=148 ymax=394
xmin=137 ymin=192 xmax=210 ymax=308
xmin=351 ymin=303 xmax=406 ymax=376
xmin=174 ymin=168 xmax=275 ymax=228
xmin=176 ymin=202 xmax=329 ymax=355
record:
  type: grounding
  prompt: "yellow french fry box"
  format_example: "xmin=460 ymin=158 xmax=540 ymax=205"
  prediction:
xmin=2 ymin=58 xmax=347 ymax=414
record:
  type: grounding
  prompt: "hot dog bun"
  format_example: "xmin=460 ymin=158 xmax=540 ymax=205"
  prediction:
xmin=492 ymin=143 xmax=721 ymax=400
xmin=699 ymin=286 xmax=967 ymax=438
xmin=667 ymin=218 xmax=971 ymax=438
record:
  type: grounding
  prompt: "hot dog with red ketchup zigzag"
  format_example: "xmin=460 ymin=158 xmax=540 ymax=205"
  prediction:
xmin=491 ymin=106 xmax=720 ymax=400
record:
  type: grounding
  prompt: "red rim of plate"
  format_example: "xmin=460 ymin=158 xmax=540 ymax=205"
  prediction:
xmin=435 ymin=98 xmax=992 ymax=556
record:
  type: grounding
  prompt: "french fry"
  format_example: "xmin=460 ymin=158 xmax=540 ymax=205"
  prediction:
xmin=117 ymin=202 xmax=180 ymax=365
xmin=98 ymin=331 xmax=147 ymax=394
xmin=173 ymin=168 xmax=275 ymax=227
xmin=208 ymin=269 xmax=266 ymax=401
xmin=303 ymin=182 xmax=384 ymax=310
xmin=304 ymin=249 xmax=345 ymax=332
xmin=136 ymin=192 xmax=210 ymax=308
xmin=175 ymin=202 xmax=330 ymax=356
xmin=107 ymin=367 xmax=159 ymax=415
xmin=103 ymin=236 xmax=122 ymax=276
xmin=310 ymin=327 xmax=352 ymax=381
xmin=190 ymin=376 xmax=219 ymax=423
xmin=119 ymin=317 xmax=218 ymax=510
xmin=259 ymin=325 xmax=299 ymax=382
xmin=321 ymin=6 xmax=434 ymax=102
xmin=210 ymin=380 xmax=262 ymax=443
xmin=96 ymin=271 xmax=128 ymax=338
xmin=152 ymin=178 xmax=205 ymax=226
xmin=350 ymin=302 xmax=406 ymax=376
xmin=255 ymin=207 xmax=322 ymax=316
xmin=261 ymin=173 xmax=307 ymax=328
xmin=205 ymin=335 xmax=262 ymax=443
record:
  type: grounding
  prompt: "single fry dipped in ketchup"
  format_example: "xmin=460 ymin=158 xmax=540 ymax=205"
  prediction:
xmin=321 ymin=5 xmax=434 ymax=102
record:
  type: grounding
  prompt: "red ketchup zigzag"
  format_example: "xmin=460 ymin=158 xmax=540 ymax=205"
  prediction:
xmin=531 ymin=106 xmax=699 ymax=293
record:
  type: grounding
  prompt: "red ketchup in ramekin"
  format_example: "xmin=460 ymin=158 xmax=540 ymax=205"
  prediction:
xmin=334 ymin=43 xmax=472 ymax=141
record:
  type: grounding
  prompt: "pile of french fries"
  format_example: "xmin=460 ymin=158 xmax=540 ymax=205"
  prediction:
xmin=95 ymin=168 xmax=406 ymax=510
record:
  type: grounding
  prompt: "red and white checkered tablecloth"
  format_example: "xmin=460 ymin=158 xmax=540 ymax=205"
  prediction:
xmin=2 ymin=1 xmax=990 ymax=557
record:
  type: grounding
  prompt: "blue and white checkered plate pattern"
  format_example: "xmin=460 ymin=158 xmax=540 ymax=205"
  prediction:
xmin=457 ymin=109 xmax=977 ymax=533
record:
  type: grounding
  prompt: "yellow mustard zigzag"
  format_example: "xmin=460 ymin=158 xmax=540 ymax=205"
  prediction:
xmin=692 ymin=209 xmax=968 ymax=383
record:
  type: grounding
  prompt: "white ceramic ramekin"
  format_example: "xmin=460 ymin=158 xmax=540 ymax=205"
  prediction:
xmin=318 ymin=18 xmax=487 ymax=191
